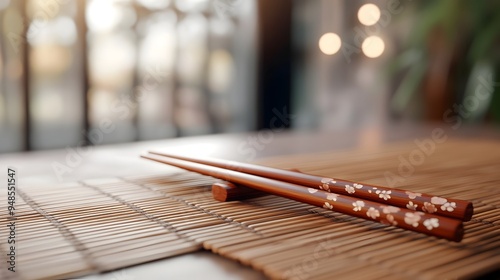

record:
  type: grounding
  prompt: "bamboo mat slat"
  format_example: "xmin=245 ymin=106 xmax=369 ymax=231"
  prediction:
xmin=1 ymin=139 xmax=499 ymax=279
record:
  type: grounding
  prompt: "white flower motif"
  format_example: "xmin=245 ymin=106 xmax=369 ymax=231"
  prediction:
xmin=404 ymin=212 xmax=423 ymax=227
xmin=366 ymin=207 xmax=380 ymax=219
xmin=323 ymin=202 xmax=333 ymax=210
xmin=422 ymin=202 xmax=437 ymax=213
xmin=326 ymin=193 xmax=339 ymax=201
xmin=423 ymin=218 xmax=439 ymax=230
xmin=441 ymin=202 xmax=456 ymax=212
xmin=380 ymin=205 xmax=400 ymax=214
xmin=406 ymin=201 xmax=418 ymax=211
xmin=405 ymin=191 xmax=422 ymax=199
xmin=368 ymin=190 xmax=372 ymax=193
xmin=308 ymin=188 xmax=318 ymax=194
xmin=376 ymin=190 xmax=391 ymax=200
xmin=345 ymin=184 xmax=355 ymax=194
xmin=353 ymin=183 xmax=363 ymax=189
xmin=321 ymin=178 xmax=332 ymax=184
xmin=352 ymin=201 xmax=365 ymax=211
xmin=386 ymin=214 xmax=397 ymax=226
xmin=431 ymin=197 xmax=447 ymax=205
xmin=320 ymin=178 xmax=335 ymax=192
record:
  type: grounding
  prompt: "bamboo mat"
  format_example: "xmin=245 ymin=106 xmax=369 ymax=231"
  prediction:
xmin=1 ymin=139 xmax=499 ymax=279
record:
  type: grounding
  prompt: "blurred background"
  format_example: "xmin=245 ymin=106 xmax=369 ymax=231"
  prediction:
xmin=0 ymin=0 xmax=499 ymax=153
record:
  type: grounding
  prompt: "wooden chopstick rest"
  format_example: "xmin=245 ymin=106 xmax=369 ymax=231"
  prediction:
xmin=212 ymin=181 xmax=266 ymax=202
xmin=142 ymin=153 xmax=464 ymax=242
xmin=213 ymin=169 xmax=302 ymax=202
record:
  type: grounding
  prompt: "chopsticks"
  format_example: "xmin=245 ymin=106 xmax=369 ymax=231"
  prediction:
xmin=148 ymin=151 xmax=473 ymax=221
xmin=141 ymin=152 xmax=466 ymax=242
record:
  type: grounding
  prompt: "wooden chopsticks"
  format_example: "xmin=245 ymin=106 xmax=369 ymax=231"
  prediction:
xmin=142 ymin=152 xmax=469 ymax=242
xmin=148 ymin=151 xmax=473 ymax=221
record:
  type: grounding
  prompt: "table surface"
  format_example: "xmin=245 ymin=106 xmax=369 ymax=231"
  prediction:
xmin=1 ymin=124 xmax=499 ymax=279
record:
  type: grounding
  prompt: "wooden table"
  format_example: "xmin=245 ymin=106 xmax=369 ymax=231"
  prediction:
xmin=1 ymin=124 xmax=499 ymax=279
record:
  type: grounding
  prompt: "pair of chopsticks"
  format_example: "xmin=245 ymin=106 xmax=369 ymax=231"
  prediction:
xmin=141 ymin=152 xmax=472 ymax=242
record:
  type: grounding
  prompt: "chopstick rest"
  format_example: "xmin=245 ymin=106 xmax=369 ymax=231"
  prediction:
xmin=213 ymin=168 xmax=301 ymax=202
xmin=212 ymin=181 xmax=266 ymax=202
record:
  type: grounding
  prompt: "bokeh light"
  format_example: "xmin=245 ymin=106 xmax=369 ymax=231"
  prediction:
xmin=318 ymin=32 xmax=341 ymax=55
xmin=361 ymin=36 xmax=385 ymax=58
xmin=358 ymin=4 xmax=380 ymax=26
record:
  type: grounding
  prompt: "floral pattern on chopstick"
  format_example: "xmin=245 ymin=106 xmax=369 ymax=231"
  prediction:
xmin=314 ymin=190 xmax=444 ymax=231
xmin=406 ymin=191 xmax=422 ymax=199
xmin=323 ymin=202 xmax=333 ymax=210
xmin=404 ymin=212 xmax=424 ymax=227
xmin=406 ymin=201 xmax=418 ymax=210
xmin=366 ymin=207 xmax=380 ymax=219
xmin=315 ymin=176 xmax=462 ymax=220
xmin=326 ymin=193 xmax=339 ymax=201
xmin=320 ymin=178 xmax=336 ymax=192
xmin=376 ymin=190 xmax=391 ymax=200
xmin=352 ymin=201 xmax=365 ymax=211
xmin=344 ymin=183 xmax=363 ymax=194
xmin=415 ymin=196 xmax=457 ymax=213
xmin=441 ymin=202 xmax=456 ymax=212
xmin=423 ymin=218 xmax=439 ymax=230
xmin=320 ymin=194 xmax=444 ymax=232
xmin=312 ymin=188 xmax=446 ymax=235
xmin=386 ymin=214 xmax=397 ymax=225
xmin=380 ymin=205 xmax=400 ymax=214
xmin=368 ymin=187 xmax=377 ymax=193
xmin=304 ymin=179 xmax=449 ymax=235
xmin=431 ymin=197 xmax=447 ymax=205
xmin=345 ymin=184 xmax=355 ymax=194
xmin=422 ymin=202 xmax=437 ymax=213
xmin=313 ymin=178 xmax=458 ymax=237
xmin=380 ymin=206 xmax=400 ymax=226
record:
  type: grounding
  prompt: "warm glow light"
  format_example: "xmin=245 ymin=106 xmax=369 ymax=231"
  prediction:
xmin=362 ymin=36 xmax=385 ymax=58
xmin=89 ymin=34 xmax=136 ymax=88
xmin=318 ymin=33 xmax=341 ymax=55
xmin=358 ymin=4 xmax=380 ymax=26
xmin=31 ymin=44 xmax=72 ymax=75
xmin=86 ymin=0 xmax=121 ymax=32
